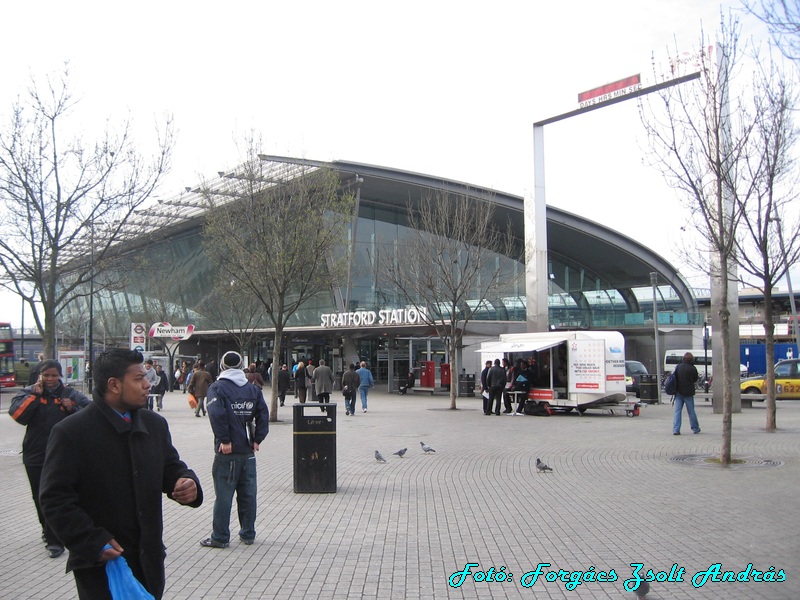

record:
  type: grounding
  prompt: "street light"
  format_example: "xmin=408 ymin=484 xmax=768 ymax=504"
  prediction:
xmin=87 ymin=221 xmax=96 ymax=392
xmin=650 ymin=272 xmax=662 ymax=404
xmin=774 ymin=217 xmax=799 ymax=347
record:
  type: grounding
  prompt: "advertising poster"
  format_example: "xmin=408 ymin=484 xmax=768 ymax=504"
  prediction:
xmin=568 ymin=339 xmax=606 ymax=393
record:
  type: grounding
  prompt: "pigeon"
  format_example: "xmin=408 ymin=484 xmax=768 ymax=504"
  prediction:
xmin=375 ymin=450 xmax=386 ymax=463
xmin=535 ymin=458 xmax=553 ymax=473
xmin=393 ymin=448 xmax=408 ymax=457
xmin=420 ymin=441 xmax=436 ymax=453
xmin=633 ymin=580 xmax=650 ymax=598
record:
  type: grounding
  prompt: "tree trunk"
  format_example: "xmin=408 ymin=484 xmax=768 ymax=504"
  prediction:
xmin=269 ymin=329 xmax=282 ymax=422
xmin=720 ymin=257 xmax=733 ymax=465
xmin=448 ymin=331 xmax=461 ymax=410
xmin=764 ymin=295 xmax=777 ymax=431
xmin=448 ymin=345 xmax=458 ymax=410
xmin=42 ymin=304 xmax=57 ymax=359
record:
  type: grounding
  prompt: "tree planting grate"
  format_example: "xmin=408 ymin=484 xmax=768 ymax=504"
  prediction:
xmin=669 ymin=453 xmax=783 ymax=469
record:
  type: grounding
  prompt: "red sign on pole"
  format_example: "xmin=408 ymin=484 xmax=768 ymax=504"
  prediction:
xmin=578 ymin=74 xmax=641 ymax=105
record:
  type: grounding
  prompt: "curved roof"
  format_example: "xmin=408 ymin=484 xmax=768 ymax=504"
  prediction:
xmin=276 ymin=156 xmax=696 ymax=312
xmin=132 ymin=154 xmax=696 ymax=313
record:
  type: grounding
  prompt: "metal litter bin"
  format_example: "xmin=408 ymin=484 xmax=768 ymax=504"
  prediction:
xmin=293 ymin=403 xmax=337 ymax=493
xmin=458 ymin=374 xmax=475 ymax=397
xmin=639 ymin=374 xmax=658 ymax=402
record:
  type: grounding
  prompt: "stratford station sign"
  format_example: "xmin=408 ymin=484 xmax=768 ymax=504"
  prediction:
xmin=320 ymin=307 xmax=428 ymax=329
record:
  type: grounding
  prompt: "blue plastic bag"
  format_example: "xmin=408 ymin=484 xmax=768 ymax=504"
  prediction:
xmin=106 ymin=556 xmax=155 ymax=600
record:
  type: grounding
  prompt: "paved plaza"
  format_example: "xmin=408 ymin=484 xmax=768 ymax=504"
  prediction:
xmin=1 ymin=386 xmax=798 ymax=599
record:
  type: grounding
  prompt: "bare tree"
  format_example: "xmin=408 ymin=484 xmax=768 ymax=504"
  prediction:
xmin=199 ymin=276 xmax=269 ymax=356
xmin=381 ymin=188 xmax=516 ymax=410
xmin=734 ymin=55 xmax=800 ymax=430
xmin=201 ymin=142 xmax=354 ymax=422
xmin=744 ymin=0 xmax=800 ymax=60
xmin=0 ymin=66 xmax=174 ymax=358
xmin=639 ymin=16 xmax=752 ymax=464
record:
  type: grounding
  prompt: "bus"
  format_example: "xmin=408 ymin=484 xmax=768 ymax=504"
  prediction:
xmin=664 ymin=349 xmax=712 ymax=377
xmin=0 ymin=322 xmax=15 ymax=387
xmin=664 ymin=348 xmax=748 ymax=385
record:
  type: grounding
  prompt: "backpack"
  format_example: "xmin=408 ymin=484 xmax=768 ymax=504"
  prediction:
xmin=664 ymin=371 xmax=677 ymax=396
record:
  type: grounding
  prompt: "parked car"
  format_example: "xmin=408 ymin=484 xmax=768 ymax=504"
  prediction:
xmin=625 ymin=360 xmax=649 ymax=397
xmin=740 ymin=358 xmax=800 ymax=400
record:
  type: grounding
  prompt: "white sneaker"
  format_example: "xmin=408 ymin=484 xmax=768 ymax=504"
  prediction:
xmin=363 ymin=409 xmax=367 ymax=413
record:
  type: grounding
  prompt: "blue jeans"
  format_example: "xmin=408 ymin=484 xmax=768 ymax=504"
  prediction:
xmin=344 ymin=392 xmax=356 ymax=414
xmin=211 ymin=453 xmax=258 ymax=543
xmin=359 ymin=387 xmax=369 ymax=410
xmin=673 ymin=394 xmax=700 ymax=434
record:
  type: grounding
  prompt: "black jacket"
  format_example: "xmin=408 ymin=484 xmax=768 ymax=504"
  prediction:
xmin=207 ymin=370 xmax=269 ymax=454
xmin=674 ymin=361 xmax=699 ymax=397
xmin=342 ymin=369 xmax=361 ymax=393
xmin=487 ymin=365 xmax=507 ymax=390
xmin=39 ymin=393 xmax=203 ymax=597
xmin=277 ymin=369 xmax=291 ymax=394
xmin=9 ymin=383 xmax=91 ymax=466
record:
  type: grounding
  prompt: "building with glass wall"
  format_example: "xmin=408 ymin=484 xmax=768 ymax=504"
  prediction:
xmin=63 ymin=156 xmax=700 ymax=382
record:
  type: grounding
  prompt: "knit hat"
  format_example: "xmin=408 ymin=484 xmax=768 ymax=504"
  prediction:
xmin=221 ymin=351 xmax=243 ymax=371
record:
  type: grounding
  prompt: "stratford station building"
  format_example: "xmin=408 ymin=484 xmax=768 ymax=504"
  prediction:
xmin=62 ymin=156 xmax=701 ymax=388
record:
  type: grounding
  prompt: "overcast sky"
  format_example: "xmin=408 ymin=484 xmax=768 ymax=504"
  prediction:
xmin=0 ymin=0 xmax=785 ymax=330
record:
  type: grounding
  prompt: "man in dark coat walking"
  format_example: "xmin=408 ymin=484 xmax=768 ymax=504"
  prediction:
xmin=40 ymin=348 xmax=203 ymax=600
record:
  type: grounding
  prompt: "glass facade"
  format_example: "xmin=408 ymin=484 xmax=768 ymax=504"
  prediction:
xmin=59 ymin=159 xmax=699 ymax=344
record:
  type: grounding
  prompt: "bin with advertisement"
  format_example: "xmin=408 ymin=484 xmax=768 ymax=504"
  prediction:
xmin=477 ymin=330 xmax=641 ymax=416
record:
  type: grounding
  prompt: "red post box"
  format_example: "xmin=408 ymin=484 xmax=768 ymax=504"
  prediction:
xmin=420 ymin=361 xmax=436 ymax=388
xmin=440 ymin=363 xmax=451 ymax=389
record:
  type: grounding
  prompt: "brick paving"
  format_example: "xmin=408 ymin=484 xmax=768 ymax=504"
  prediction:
xmin=1 ymin=387 xmax=798 ymax=599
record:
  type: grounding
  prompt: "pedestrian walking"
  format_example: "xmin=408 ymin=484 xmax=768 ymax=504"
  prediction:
xmin=342 ymin=363 xmax=360 ymax=416
xmin=39 ymin=349 xmax=202 ymax=599
xmin=9 ymin=360 xmax=91 ymax=558
xmin=356 ymin=361 xmax=374 ymax=413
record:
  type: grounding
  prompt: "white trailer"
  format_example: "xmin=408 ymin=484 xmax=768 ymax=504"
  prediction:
xmin=478 ymin=330 xmax=640 ymax=416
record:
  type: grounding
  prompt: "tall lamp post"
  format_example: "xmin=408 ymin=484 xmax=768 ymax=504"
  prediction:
xmin=774 ymin=218 xmax=799 ymax=347
xmin=87 ymin=222 xmax=95 ymax=392
xmin=651 ymin=272 xmax=662 ymax=404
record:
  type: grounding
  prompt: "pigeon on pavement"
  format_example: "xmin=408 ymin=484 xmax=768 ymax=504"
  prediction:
xmin=535 ymin=457 xmax=553 ymax=473
xmin=420 ymin=441 xmax=436 ymax=453
xmin=375 ymin=450 xmax=387 ymax=463
xmin=393 ymin=448 xmax=407 ymax=457
xmin=633 ymin=579 xmax=650 ymax=598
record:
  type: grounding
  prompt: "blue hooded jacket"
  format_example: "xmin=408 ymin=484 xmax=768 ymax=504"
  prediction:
xmin=206 ymin=369 xmax=269 ymax=454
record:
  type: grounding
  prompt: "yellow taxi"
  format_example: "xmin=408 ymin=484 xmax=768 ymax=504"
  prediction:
xmin=740 ymin=359 xmax=800 ymax=399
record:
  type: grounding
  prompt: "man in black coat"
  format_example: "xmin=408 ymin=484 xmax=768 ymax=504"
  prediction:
xmin=672 ymin=351 xmax=701 ymax=435
xmin=480 ymin=360 xmax=492 ymax=415
xmin=487 ymin=359 xmax=507 ymax=415
xmin=40 ymin=348 xmax=203 ymax=600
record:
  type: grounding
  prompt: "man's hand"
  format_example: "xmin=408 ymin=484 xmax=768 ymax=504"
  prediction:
xmin=99 ymin=539 xmax=124 ymax=562
xmin=219 ymin=442 xmax=233 ymax=455
xmin=172 ymin=477 xmax=198 ymax=504
xmin=252 ymin=442 xmax=260 ymax=452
